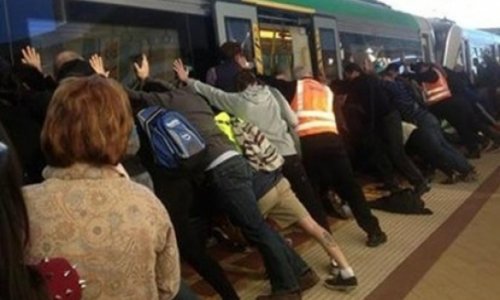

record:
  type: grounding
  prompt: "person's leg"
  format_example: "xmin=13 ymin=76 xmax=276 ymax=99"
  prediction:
xmin=420 ymin=114 xmax=474 ymax=174
xmin=438 ymin=100 xmax=482 ymax=154
xmin=327 ymin=152 xmax=383 ymax=237
xmin=381 ymin=111 xmax=426 ymax=188
xmin=282 ymin=155 xmax=330 ymax=230
xmin=358 ymin=133 xmax=399 ymax=189
xmin=295 ymin=216 xmax=358 ymax=291
xmin=297 ymin=216 xmax=350 ymax=269
xmin=156 ymin=178 xmax=240 ymax=300
xmin=207 ymin=156 xmax=308 ymax=294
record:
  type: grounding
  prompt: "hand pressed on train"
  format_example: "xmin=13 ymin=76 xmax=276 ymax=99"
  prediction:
xmin=89 ymin=54 xmax=110 ymax=78
xmin=172 ymin=59 xmax=189 ymax=82
xmin=21 ymin=46 xmax=43 ymax=73
xmin=133 ymin=54 xmax=150 ymax=81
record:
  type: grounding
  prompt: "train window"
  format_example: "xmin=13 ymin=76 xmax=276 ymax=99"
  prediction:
xmin=225 ymin=17 xmax=254 ymax=62
xmin=24 ymin=23 xmax=180 ymax=83
xmin=28 ymin=22 xmax=180 ymax=84
xmin=340 ymin=32 xmax=421 ymax=70
xmin=0 ymin=1 xmax=219 ymax=82
xmin=421 ymin=34 xmax=432 ymax=63
xmin=258 ymin=25 xmax=312 ymax=77
xmin=319 ymin=28 xmax=339 ymax=81
xmin=259 ymin=27 xmax=293 ymax=76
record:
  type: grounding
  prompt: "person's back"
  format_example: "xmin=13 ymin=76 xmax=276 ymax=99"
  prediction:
xmin=129 ymin=85 xmax=236 ymax=170
xmin=206 ymin=42 xmax=244 ymax=92
xmin=24 ymin=75 xmax=180 ymax=299
xmin=211 ymin=61 xmax=241 ymax=92
xmin=24 ymin=165 xmax=175 ymax=299
xmin=236 ymin=84 xmax=297 ymax=155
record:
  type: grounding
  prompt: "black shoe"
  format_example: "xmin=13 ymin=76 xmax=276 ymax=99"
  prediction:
xmin=256 ymin=291 xmax=301 ymax=300
xmin=324 ymin=275 xmax=358 ymax=292
xmin=465 ymin=149 xmax=481 ymax=159
xmin=414 ymin=183 xmax=431 ymax=196
xmin=458 ymin=169 xmax=478 ymax=182
xmin=298 ymin=269 xmax=320 ymax=291
xmin=366 ymin=231 xmax=387 ymax=247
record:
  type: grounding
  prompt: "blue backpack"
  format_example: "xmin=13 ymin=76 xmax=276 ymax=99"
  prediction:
xmin=137 ymin=106 xmax=206 ymax=170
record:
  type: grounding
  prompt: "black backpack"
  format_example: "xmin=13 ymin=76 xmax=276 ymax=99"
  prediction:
xmin=369 ymin=188 xmax=433 ymax=215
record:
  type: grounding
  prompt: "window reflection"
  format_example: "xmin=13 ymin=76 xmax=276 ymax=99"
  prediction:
xmin=28 ymin=22 xmax=180 ymax=84
xmin=340 ymin=32 xmax=422 ymax=71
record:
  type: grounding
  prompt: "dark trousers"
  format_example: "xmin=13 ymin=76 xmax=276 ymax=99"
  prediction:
xmin=430 ymin=98 xmax=482 ymax=152
xmin=301 ymin=133 xmax=382 ymax=236
xmin=154 ymin=177 xmax=239 ymax=300
xmin=380 ymin=111 xmax=425 ymax=186
xmin=206 ymin=156 xmax=308 ymax=293
xmin=282 ymin=155 xmax=330 ymax=230
xmin=412 ymin=113 xmax=472 ymax=174
xmin=174 ymin=281 xmax=200 ymax=300
xmin=357 ymin=132 xmax=398 ymax=187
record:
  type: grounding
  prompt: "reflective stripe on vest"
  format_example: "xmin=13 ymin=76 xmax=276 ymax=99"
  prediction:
xmin=422 ymin=68 xmax=452 ymax=104
xmin=291 ymin=79 xmax=338 ymax=137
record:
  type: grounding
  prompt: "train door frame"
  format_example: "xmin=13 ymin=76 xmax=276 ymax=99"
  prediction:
xmin=212 ymin=1 xmax=342 ymax=81
xmin=312 ymin=15 xmax=342 ymax=81
xmin=462 ymin=39 xmax=474 ymax=82
xmin=442 ymin=24 xmax=463 ymax=69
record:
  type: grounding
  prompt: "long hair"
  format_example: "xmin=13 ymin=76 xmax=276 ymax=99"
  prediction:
xmin=0 ymin=122 xmax=48 ymax=300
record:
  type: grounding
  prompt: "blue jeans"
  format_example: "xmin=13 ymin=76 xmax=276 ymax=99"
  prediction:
xmin=415 ymin=113 xmax=472 ymax=174
xmin=206 ymin=155 xmax=309 ymax=293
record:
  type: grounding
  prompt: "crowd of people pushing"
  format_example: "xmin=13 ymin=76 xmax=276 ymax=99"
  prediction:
xmin=1 ymin=41 xmax=500 ymax=300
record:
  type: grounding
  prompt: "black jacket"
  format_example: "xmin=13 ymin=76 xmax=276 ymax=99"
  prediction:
xmin=346 ymin=74 xmax=395 ymax=133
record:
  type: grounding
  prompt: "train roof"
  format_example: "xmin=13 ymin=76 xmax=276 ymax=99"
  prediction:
xmin=261 ymin=0 xmax=420 ymax=30
xmin=463 ymin=28 xmax=500 ymax=46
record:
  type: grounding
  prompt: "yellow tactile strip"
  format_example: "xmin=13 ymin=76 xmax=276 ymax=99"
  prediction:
xmin=235 ymin=152 xmax=500 ymax=300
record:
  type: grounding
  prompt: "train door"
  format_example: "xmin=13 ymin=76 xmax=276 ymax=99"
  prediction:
xmin=313 ymin=16 xmax=342 ymax=81
xmin=442 ymin=25 xmax=463 ymax=69
xmin=213 ymin=1 xmax=263 ymax=74
xmin=257 ymin=22 xmax=312 ymax=77
xmin=253 ymin=6 xmax=314 ymax=78
xmin=421 ymin=33 xmax=434 ymax=63
xmin=463 ymin=39 xmax=474 ymax=82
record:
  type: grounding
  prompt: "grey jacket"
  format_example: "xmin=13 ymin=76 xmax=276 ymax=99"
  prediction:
xmin=187 ymin=79 xmax=299 ymax=156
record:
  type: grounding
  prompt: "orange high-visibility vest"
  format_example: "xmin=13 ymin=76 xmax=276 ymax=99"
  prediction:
xmin=291 ymin=78 xmax=338 ymax=137
xmin=422 ymin=68 xmax=452 ymax=105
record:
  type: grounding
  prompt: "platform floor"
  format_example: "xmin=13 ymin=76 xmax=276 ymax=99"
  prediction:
xmin=183 ymin=150 xmax=500 ymax=300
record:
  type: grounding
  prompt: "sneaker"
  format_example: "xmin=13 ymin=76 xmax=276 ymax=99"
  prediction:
xmin=256 ymin=291 xmax=301 ymax=300
xmin=298 ymin=269 xmax=320 ymax=291
xmin=366 ymin=231 xmax=387 ymax=247
xmin=414 ymin=183 xmax=431 ymax=196
xmin=324 ymin=275 xmax=358 ymax=292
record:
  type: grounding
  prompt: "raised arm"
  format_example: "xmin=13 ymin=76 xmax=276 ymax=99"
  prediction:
xmin=21 ymin=46 xmax=43 ymax=74
xmin=173 ymin=59 xmax=247 ymax=116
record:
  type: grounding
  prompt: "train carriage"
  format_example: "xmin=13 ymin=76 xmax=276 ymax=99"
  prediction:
xmin=0 ymin=0 xmax=423 ymax=83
